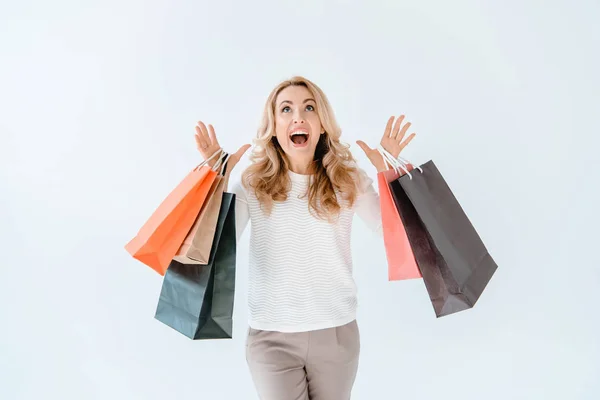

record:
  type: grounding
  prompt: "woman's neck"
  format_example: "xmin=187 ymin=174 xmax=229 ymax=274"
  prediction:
xmin=287 ymin=159 xmax=314 ymax=175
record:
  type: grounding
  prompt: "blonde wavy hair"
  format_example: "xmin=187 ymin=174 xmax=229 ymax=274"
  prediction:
xmin=241 ymin=76 xmax=359 ymax=222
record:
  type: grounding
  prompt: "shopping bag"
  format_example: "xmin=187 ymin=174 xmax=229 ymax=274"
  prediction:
xmin=155 ymin=191 xmax=237 ymax=339
xmin=173 ymin=160 xmax=228 ymax=264
xmin=389 ymin=160 xmax=498 ymax=317
xmin=124 ymin=149 xmax=223 ymax=275
xmin=377 ymin=168 xmax=422 ymax=280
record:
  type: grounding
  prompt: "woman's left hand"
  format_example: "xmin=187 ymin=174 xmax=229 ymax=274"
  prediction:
xmin=356 ymin=115 xmax=416 ymax=172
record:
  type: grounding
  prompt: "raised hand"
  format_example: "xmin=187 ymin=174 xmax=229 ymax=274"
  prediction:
xmin=195 ymin=121 xmax=223 ymax=164
xmin=194 ymin=120 xmax=251 ymax=173
xmin=356 ymin=115 xmax=416 ymax=172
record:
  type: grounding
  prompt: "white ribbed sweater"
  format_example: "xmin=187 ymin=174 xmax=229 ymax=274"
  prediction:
xmin=231 ymin=167 xmax=382 ymax=333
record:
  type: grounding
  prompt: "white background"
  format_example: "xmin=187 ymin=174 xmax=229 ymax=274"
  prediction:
xmin=1 ymin=1 xmax=599 ymax=399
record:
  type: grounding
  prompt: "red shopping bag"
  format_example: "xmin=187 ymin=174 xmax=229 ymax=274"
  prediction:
xmin=125 ymin=161 xmax=219 ymax=275
xmin=378 ymin=168 xmax=422 ymax=280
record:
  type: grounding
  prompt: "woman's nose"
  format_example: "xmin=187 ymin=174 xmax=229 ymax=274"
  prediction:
xmin=293 ymin=113 xmax=305 ymax=124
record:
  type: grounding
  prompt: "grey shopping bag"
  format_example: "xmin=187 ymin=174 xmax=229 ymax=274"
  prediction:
xmin=390 ymin=160 xmax=497 ymax=317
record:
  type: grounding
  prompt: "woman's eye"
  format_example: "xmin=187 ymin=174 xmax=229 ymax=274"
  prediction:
xmin=281 ymin=104 xmax=314 ymax=113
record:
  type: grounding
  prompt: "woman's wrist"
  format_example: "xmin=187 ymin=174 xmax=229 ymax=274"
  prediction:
xmin=374 ymin=157 xmax=389 ymax=173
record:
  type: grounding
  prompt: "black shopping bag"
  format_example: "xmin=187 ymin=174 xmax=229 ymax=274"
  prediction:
xmin=154 ymin=191 xmax=237 ymax=339
xmin=390 ymin=161 xmax=497 ymax=317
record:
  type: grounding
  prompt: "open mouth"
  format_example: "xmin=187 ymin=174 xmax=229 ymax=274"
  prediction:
xmin=289 ymin=130 xmax=309 ymax=147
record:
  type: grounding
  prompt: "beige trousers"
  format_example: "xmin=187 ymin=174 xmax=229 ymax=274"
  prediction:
xmin=245 ymin=320 xmax=361 ymax=400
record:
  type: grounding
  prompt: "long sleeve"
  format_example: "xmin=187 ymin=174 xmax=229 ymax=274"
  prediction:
xmin=353 ymin=167 xmax=383 ymax=237
xmin=230 ymin=179 xmax=250 ymax=243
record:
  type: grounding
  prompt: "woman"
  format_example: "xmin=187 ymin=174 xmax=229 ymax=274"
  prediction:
xmin=194 ymin=76 xmax=415 ymax=400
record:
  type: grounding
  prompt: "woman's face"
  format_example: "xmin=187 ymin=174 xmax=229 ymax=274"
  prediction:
xmin=273 ymin=85 xmax=324 ymax=173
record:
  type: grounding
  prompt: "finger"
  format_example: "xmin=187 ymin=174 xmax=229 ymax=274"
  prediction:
xmin=355 ymin=140 xmax=372 ymax=154
xmin=398 ymin=133 xmax=416 ymax=152
xmin=208 ymin=124 xmax=219 ymax=146
xmin=395 ymin=121 xmax=411 ymax=141
xmin=196 ymin=121 xmax=210 ymax=146
xmin=391 ymin=115 xmax=405 ymax=138
xmin=194 ymin=129 xmax=205 ymax=151
xmin=235 ymin=144 xmax=251 ymax=158
xmin=197 ymin=121 xmax=209 ymax=140
xmin=383 ymin=116 xmax=394 ymax=139
xmin=227 ymin=144 xmax=251 ymax=171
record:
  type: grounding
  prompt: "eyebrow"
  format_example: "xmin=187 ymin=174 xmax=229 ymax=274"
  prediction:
xmin=278 ymin=98 xmax=316 ymax=107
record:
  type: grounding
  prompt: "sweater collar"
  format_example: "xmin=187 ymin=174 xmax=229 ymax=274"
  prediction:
xmin=288 ymin=169 xmax=312 ymax=184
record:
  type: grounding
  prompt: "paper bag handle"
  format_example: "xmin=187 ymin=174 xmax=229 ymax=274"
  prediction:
xmin=194 ymin=148 xmax=224 ymax=171
xmin=376 ymin=145 xmax=422 ymax=180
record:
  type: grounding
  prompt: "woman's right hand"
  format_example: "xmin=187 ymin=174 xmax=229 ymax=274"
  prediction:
xmin=194 ymin=120 xmax=251 ymax=173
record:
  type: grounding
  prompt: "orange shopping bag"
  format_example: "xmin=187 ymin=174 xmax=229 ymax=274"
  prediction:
xmin=378 ymin=168 xmax=422 ymax=281
xmin=125 ymin=150 xmax=223 ymax=275
xmin=173 ymin=154 xmax=230 ymax=265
